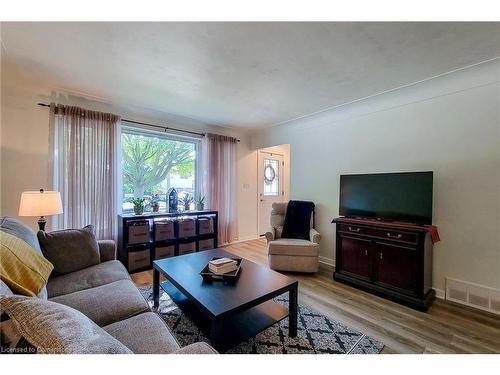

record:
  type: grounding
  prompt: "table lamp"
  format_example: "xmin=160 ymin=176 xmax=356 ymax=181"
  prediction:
xmin=18 ymin=189 xmax=63 ymax=231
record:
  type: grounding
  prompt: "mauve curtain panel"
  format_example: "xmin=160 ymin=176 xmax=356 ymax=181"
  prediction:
xmin=202 ymin=133 xmax=238 ymax=245
xmin=49 ymin=103 xmax=121 ymax=240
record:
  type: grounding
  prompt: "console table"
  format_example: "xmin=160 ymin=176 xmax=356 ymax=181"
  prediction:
xmin=332 ymin=217 xmax=435 ymax=311
xmin=118 ymin=210 xmax=218 ymax=273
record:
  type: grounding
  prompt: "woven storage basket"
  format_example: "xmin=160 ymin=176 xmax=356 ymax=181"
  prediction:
xmin=154 ymin=220 xmax=175 ymax=241
xmin=128 ymin=220 xmax=150 ymax=244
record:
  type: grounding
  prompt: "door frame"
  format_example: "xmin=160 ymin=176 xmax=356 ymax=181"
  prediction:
xmin=257 ymin=150 xmax=285 ymax=236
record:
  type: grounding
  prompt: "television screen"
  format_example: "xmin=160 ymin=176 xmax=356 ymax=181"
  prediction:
xmin=339 ymin=172 xmax=433 ymax=225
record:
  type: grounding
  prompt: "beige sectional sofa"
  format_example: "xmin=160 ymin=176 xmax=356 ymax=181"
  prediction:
xmin=0 ymin=217 xmax=216 ymax=354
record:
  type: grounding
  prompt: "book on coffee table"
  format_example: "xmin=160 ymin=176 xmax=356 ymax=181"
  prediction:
xmin=200 ymin=257 xmax=242 ymax=282
xmin=208 ymin=257 xmax=238 ymax=274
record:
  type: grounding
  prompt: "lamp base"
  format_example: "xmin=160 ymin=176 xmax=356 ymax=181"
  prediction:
xmin=37 ymin=216 xmax=46 ymax=231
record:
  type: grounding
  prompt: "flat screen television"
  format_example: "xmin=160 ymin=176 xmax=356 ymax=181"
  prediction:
xmin=339 ymin=171 xmax=433 ymax=225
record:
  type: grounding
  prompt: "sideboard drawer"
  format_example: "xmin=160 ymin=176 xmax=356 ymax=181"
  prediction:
xmin=374 ymin=229 xmax=417 ymax=244
xmin=339 ymin=224 xmax=417 ymax=244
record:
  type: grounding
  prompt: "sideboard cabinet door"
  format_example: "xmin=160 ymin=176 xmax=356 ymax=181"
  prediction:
xmin=373 ymin=242 xmax=418 ymax=296
xmin=338 ymin=235 xmax=372 ymax=281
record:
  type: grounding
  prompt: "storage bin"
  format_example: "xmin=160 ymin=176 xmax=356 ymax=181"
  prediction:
xmin=128 ymin=248 xmax=150 ymax=271
xmin=198 ymin=238 xmax=215 ymax=251
xmin=128 ymin=220 xmax=150 ymax=244
xmin=177 ymin=218 xmax=196 ymax=238
xmin=155 ymin=245 xmax=175 ymax=259
xmin=154 ymin=220 xmax=175 ymax=241
xmin=178 ymin=241 xmax=196 ymax=255
xmin=198 ymin=217 xmax=214 ymax=235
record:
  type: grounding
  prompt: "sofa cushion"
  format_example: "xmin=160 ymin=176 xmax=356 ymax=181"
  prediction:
xmin=47 ymin=260 xmax=131 ymax=298
xmin=49 ymin=279 xmax=150 ymax=326
xmin=37 ymin=225 xmax=100 ymax=275
xmin=0 ymin=295 xmax=132 ymax=354
xmin=103 ymin=312 xmax=180 ymax=354
xmin=268 ymin=238 xmax=320 ymax=257
xmin=0 ymin=217 xmax=49 ymax=299
xmin=98 ymin=240 xmax=117 ymax=262
xmin=268 ymin=253 xmax=319 ymax=273
xmin=0 ymin=231 xmax=54 ymax=297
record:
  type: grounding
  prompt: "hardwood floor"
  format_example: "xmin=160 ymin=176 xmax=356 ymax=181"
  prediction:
xmin=131 ymin=238 xmax=500 ymax=354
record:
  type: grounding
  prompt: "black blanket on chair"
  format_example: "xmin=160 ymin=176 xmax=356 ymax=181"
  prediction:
xmin=281 ymin=200 xmax=315 ymax=240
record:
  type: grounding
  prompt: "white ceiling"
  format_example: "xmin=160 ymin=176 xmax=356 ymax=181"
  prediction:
xmin=2 ymin=22 xmax=500 ymax=129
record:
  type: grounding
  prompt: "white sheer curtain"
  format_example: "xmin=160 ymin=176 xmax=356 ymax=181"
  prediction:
xmin=49 ymin=103 xmax=121 ymax=239
xmin=201 ymin=133 xmax=238 ymax=245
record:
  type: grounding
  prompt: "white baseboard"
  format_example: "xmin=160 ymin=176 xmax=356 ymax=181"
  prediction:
xmin=434 ymin=288 xmax=445 ymax=300
xmin=224 ymin=236 xmax=262 ymax=246
xmin=318 ymin=256 xmax=335 ymax=268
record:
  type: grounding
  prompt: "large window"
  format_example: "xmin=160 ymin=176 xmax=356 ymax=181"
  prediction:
xmin=121 ymin=128 xmax=199 ymax=213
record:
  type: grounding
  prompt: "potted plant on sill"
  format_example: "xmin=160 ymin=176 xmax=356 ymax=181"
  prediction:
xmin=179 ymin=194 xmax=193 ymax=212
xmin=150 ymin=193 xmax=161 ymax=212
xmin=195 ymin=194 xmax=205 ymax=211
xmin=128 ymin=197 xmax=147 ymax=215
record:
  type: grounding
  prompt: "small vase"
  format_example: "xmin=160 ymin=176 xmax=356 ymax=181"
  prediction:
xmin=184 ymin=202 xmax=190 ymax=211
xmin=153 ymin=205 xmax=159 ymax=212
xmin=134 ymin=205 xmax=144 ymax=215
xmin=196 ymin=203 xmax=204 ymax=211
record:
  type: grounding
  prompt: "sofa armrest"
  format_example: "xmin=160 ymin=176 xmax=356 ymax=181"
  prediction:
xmin=310 ymin=228 xmax=321 ymax=244
xmin=98 ymin=240 xmax=117 ymax=262
xmin=264 ymin=227 xmax=275 ymax=243
xmin=173 ymin=342 xmax=218 ymax=354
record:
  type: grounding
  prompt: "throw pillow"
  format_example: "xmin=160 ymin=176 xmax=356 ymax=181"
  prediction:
xmin=0 ymin=217 xmax=50 ymax=299
xmin=0 ymin=295 xmax=132 ymax=354
xmin=0 ymin=231 xmax=54 ymax=297
xmin=37 ymin=225 xmax=100 ymax=275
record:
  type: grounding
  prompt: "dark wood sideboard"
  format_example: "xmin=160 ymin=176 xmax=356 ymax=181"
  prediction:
xmin=332 ymin=217 xmax=435 ymax=311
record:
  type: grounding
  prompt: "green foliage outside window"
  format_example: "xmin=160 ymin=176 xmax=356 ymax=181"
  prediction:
xmin=122 ymin=133 xmax=195 ymax=199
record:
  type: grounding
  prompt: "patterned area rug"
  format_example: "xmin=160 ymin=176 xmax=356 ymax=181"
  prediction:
xmin=140 ymin=286 xmax=384 ymax=354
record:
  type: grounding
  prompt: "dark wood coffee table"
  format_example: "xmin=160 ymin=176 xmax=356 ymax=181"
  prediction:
xmin=153 ymin=248 xmax=298 ymax=351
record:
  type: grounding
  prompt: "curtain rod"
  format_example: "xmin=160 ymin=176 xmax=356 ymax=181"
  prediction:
xmin=36 ymin=103 xmax=240 ymax=142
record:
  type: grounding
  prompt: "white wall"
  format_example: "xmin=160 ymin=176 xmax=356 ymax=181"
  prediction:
xmin=0 ymin=62 xmax=258 ymax=242
xmin=252 ymin=60 xmax=500 ymax=293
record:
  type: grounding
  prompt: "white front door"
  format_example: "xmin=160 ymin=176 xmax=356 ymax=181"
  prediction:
xmin=258 ymin=151 xmax=284 ymax=235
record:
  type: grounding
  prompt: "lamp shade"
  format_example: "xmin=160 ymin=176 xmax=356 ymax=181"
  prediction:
xmin=18 ymin=190 xmax=63 ymax=217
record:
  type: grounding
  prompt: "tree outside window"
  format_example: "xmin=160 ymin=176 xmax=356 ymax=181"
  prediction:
xmin=121 ymin=132 xmax=196 ymax=212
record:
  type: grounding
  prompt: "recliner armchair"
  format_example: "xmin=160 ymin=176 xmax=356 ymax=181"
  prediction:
xmin=265 ymin=202 xmax=320 ymax=273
